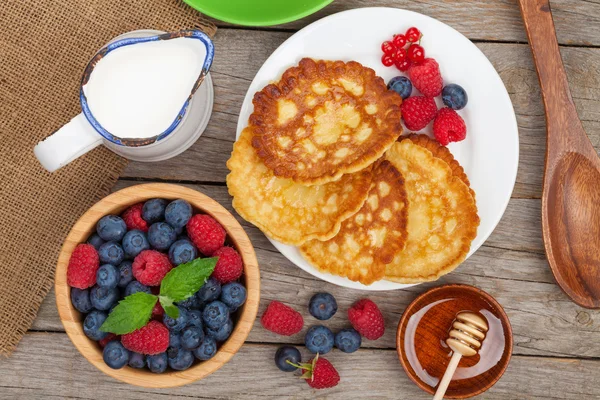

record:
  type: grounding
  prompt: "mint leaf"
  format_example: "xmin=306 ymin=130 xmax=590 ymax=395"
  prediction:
xmin=160 ymin=257 xmax=218 ymax=302
xmin=100 ymin=292 xmax=157 ymax=334
xmin=159 ymin=295 xmax=179 ymax=319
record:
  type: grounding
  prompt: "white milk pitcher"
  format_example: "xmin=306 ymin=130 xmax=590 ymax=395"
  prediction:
xmin=34 ymin=29 xmax=214 ymax=172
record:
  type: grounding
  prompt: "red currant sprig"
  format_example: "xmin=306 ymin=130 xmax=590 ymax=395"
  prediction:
xmin=406 ymin=27 xmax=421 ymax=43
xmin=380 ymin=27 xmax=424 ymax=70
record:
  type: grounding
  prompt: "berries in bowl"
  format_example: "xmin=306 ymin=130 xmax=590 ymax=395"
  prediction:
xmin=55 ymin=183 xmax=259 ymax=388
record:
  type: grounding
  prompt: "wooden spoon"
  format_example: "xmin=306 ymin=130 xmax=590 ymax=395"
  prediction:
xmin=518 ymin=0 xmax=600 ymax=309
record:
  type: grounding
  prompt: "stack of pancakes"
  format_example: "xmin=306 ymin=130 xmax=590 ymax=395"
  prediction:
xmin=227 ymin=58 xmax=479 ymax=285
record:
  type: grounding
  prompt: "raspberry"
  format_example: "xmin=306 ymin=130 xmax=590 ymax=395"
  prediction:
xmin=121 ymin=203 xmax=148 ymax=232
xmin=98 ymin=333 xmax=119 ymax=348
xmin=300 ymin=355 xmax=340 ymax=389
xmin=261 ymin=301 xmax=304 ymax=336
xmin=433 ymin=108 xmax=467 ymax=146
xmin=121 ymin=320 xmax=169 ymax=355
xmin=67 ymin=244 xmax=100 ymax=289
xmin=408 ymin=58 xmax=443 ymax=97
xmin=348 ymin=299 xmax=385 ymax=340
xmin=151 ymin=302 xmax=165 ymax=319
xmin=132 ymin=250 xmax=173 ymax=286
xmin=187 ymin=214 xmax=226 ymax=256
xmin=401 ymin=96 xmax=437 ymax=131
xmin=211 ymin=246 xmax=243 ymax=283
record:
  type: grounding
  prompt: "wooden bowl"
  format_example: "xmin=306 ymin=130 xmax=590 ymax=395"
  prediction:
xmin=396 ymin=284 xmax=512 ymax=398
xmin=55 ymin=183 xmax=260 ymax=388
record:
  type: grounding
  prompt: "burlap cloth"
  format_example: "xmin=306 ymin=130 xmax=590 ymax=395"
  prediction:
xmin=0 ymin=0 xmax=216 ymax=356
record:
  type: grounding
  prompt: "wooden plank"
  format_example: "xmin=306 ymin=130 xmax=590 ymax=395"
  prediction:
xmin=205 ymin=0 xmax=600 ymax=48
xmin=121 ymin=30 xmax=600 ymax=200
xmin=2 ymin=332 xmax=599 ymax=399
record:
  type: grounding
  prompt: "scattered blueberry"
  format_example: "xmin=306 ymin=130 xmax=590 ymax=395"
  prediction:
xmin=87 ymin=233 xmax=105 ymax=250
xmin=165 ymin=199 xmax=193 ymax=230
xmin=202 ymin=301 xmax=230 ymax=330
xmin=168 ymin=239 xmax=198 ymax=266
xmin=169 ymin=332 xmax=182 ymax=348
xmin=388 ymin=76 xmax=413 ymax=100
xmin=122 ymin=230 xmax=150 ymax=258
xmin=220 ymin=282 xmax=247 ymax=312
xmin=98 ymin=241 xmax=124 ymax=265
xmin=275 ymin=346 xmax=301 ymax=372
xmin=197 ymin=278 xmax=221 ymax=304
xmin=146 ymin=352 xmax=168 ymax=373
xmin=335 ymin=328 xmax=362 ymax=353
xmin=124 ymin=280 xmax=151 ymax=297
xmin=117 ymin=261 xmax=133 ymax=288
xmin=163 ymin=307 xmax=189 ymax=332
xmin=167 ymin=347 xmax=194 ymax=371
xmin=442 ymin=83 xmax=468 ymax=110
xmin=83 ymin=310 xmax=108 ymax=341
xmin=142 ymin=199 xmax=168 ymax=224
xmin=181 ymin=325 xmax=204 ymax=350
xmin=309 ymin=292 xmax=337 ymax=321
xmin=70 ymin=288 xmax=93 ymax=313
xmin=205 ymin=318 xmax=233 ymax=342
xmin=128 ymin=352 xmax=146 ymax=369
xmin=96 ymin=264 xmax=119 ymax=289
xmin=148 ymin=222 xmax=177 ymax=251
xmin=103 ymin=340 xmax=130 ymax=369
xmin=90 ymin=286 xmax=119 ymax=310
xmin=193 ymin=337 xmax=217 ymax=361
xmin=177 ymin=294 xmax=201 ymax=310
xmin=96 ymin=215 xmax=127 ymax=242
xmin=305 ymin=325 xmax=334 ymax=354
xmin=187 ymin=310 xmax=203 ymax=328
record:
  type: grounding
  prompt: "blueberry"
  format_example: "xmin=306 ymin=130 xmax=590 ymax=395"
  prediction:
xmin=202 ymin=301 xmax=229 ymax=330
xmin=146 ymin=352 xmax=168 ymax=373
xmin=87 ymin=233 xmax=105 ymax=250
xmin=96 ymin=215 xmax=127 ymax=242
xmin=142 ymin=199 xmax=168 ymax=224
xmin=275 ymin=346 xmax=301 ymax=372
xmin=122 ymin=230 xmax=150 ymax=258
xmin=148 ymin=222 xmax=177 ymax=251
xmin=205 ymin=318 xmax=233 ymax=342
xmin=168 ymin=239 xmax=198 ymax=266
xmin=128 ymin=352 xmax=146 ymax=369
xmin=181 ymin=325 xmax=204 ymax=350
xmin=170 ymin=332 xmax=182 ymax=348
xmin=388 ymin=76 xmax=413 ymax=100
xmin=334 ymin=328 xmax=361 ymax=353
xmin=442 ymin=83 xmax=468 ymax=110
xmin=96 ymin=264 xmax=119 ymax=289
xmin=83 ymin=310 xmax=107 ymax=341
xmin=98 ymin=241 xmax=124 ymax=265
xmin=163 ymin=307 xmax=189 ymax=332
xmin=117 ymin=261 xmax=133 ymax=288
xmin=167 ymin=347 xmax=194 ymax=371
xmin=165 ymin=199 xmax=193 ymax=230
xmin=193 ymin=337 xmax=217 ymax=360
xmin=220 ymin=282 xmax=247 ymax=312
xmin=71 ymin=288 xmax=93 ymax=313
xmin=309 ymin=292 xmax=337 ymax=321
xmin=90 ymin=286 xmax=119 ymax=310
xmin=124 ymin=280 xmax=151 ymax=297
xmin=197 ymin=278 xmax=221 ymax=304
xmin=187 ymin=310 xmax=203 ymax=328
xmin=177 ymin=294 xmax=201 ymax=310
xmin=103 ymin=340 xmax=129 ymax=369
xmin=305 ymin=325 xmax=334 ymax=354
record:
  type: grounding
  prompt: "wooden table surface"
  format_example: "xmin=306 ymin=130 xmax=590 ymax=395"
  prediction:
xmin=2 ymin=1 xmax=600 ymax=398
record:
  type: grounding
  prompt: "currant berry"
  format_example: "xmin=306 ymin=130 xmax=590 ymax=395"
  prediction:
xmin=406 ymin=27 xmax=421 ymax=42
xmin=382 ymin=54 xmax=394 ymax=67
xmin=381 ymin=41 xmax=395 ymax=55
xmin=395 ymin=59 xmax=411 ymax=72
xmin=392 ymin=34 xmax=407 ymax=49
xmin=407 ymin=44 xmax=425 ymax=63
xmin=392 ymin=48 xmax=407 ymax=63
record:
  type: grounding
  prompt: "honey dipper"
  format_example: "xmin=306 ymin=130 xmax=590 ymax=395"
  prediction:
xmin=433 ymin=312 xmax=489 ymax=400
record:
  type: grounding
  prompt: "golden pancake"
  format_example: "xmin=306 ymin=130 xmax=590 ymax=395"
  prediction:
xmin=249 ymin=58 xmax=403 ymax=185
xmin=384 ymin=137 xmax=479 ymax=283
xmin=300 ymin=160 xmax=409 ymax=285
xmin=226 ymin=127 xmax=373 ymax=246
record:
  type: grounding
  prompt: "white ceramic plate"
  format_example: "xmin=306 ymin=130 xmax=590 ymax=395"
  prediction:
xmin=236 ymin=7 xmax=519 ymax=290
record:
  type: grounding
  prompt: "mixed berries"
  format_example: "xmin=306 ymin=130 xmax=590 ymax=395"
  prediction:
xmin=381 ymin=26 xmax=470 ymax=146
xmin=266 ymin=293 xmax=385 ymax=389
xmin=67 ymin=197 xmax=247 ymax=373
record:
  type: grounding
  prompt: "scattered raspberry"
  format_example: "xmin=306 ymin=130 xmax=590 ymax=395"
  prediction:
xmin=212 ymin=246 xmax=243 ymax=283
xmin=121 ymin=320 xmax=169 ymax=355
xmin=408 ymin=58 xmax=443 ymax=97
xmin=98 ymin=333 xmax=119 ymax=348
xmin=121 ymin=203 xmax=148 ymax=232
xmin=348 ymin=299 xmax=385 ymax=340
xmin=300 ymin=355 xmax=340 ymax=389
xmin=132 ymin=250 xmax=173 ymax=286
xmin=67 ymin=244 xmax=100 ymax=289
xmin=151 ymin=302 xmax=164 ymax=319
xmin=187 ymin=214 xmax=226 ymax=256
xmin=401 ymin=96 xmax=438 ymax=131
xmin=433 ymin=107 xmax=467 ymax=145
xmin=261 ymin=301 xmax=304 ymax=336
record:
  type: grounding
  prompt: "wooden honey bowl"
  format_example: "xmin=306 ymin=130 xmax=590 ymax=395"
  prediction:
xmin=54 ymin=183 xmax=260 ymax=388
